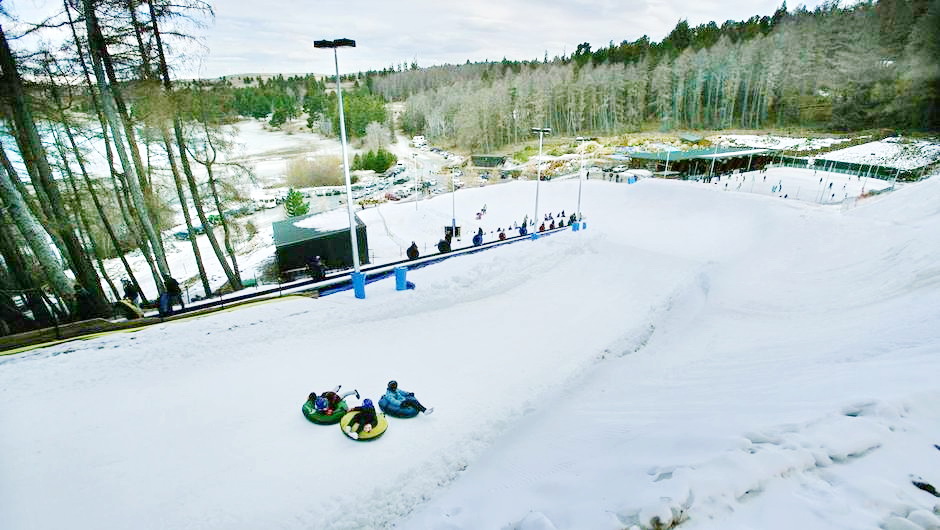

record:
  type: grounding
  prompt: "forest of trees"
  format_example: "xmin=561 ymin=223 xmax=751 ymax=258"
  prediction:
xmin=371 ymin=0 xmax=939 ymax=151
xmin=0 ymin=0 xmax=249 ymax=332
xmin=0 ymin=0 xmax=937 ymax=335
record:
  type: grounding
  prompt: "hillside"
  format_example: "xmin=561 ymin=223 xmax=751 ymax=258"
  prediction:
xmin=1 ymin=171 xmax=938 ymax=529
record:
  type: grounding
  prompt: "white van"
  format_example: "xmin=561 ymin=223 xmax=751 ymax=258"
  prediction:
xmin=412 ymin=135 xmax=427 ymax=147
xmin=256 ymin=196 xmax=277 ymax=209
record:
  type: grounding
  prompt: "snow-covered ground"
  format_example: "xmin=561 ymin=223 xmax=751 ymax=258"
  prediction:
xmin=715 ymin=134 xmax=940 ymax=171
xmin=712 ymin=133 xmax=852 ymax=151
xmin=817 ymin=137 xmax=940 ymax=171
xmin=2 ymin=169 xmax=940 ymax=530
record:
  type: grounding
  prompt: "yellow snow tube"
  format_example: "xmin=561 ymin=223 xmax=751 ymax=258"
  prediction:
xmin=339 ymin=411 xmax=388 ymax=441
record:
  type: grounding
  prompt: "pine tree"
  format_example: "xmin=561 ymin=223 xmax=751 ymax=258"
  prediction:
xmin=284 ymin=189 xmax=309 ymax=217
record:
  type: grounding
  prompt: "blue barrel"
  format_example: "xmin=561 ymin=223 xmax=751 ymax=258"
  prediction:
xmin=352 ymin=272 xmax=366 ymax=299
xmin=572 ymin=222 xmax=580 ymax=231
xmin=582 ymin=222 xmax=588 ymax=230
xmin=395 ymin=266 xmax=408 ymax=291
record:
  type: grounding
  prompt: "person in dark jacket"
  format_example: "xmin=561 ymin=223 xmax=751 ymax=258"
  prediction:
xmin=308 ymin=256 xmax=326 ymax=282
xmin=519 ymin=224 xmax=528 ymax=236
xmin=344 ymin=398 xmax=379 ymax=439
xmin=383 ymin=380 xmax=433 ymax=415
xmin=472 ymin=228 xmax=483 ymax=246
xmin=437 ymin=235 xmax=451 ymax=253
xmin=72 ymin=283 xmax=95 ymax=321
xmin=121 ymin=279 xmax=139 ymax=304
xmin=160 ymin=275 xmax=184 ymax=315
xmin=406 ymin=241 xmax=419 ymax=260
xmin=569 ymin=212 xmax=577 ymax=225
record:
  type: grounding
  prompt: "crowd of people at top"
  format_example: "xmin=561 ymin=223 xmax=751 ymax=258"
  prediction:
xmin=399 ymin=208 xmax=581 ymax=260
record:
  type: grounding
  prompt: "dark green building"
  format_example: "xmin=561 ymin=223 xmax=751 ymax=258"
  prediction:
xmin=272 ymin=213 xmax=368 ymax=273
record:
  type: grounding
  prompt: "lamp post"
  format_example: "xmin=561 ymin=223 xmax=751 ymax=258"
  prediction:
xmin=451 ymin=169 xmax=456 ymax=238
xmin=315 ymin=37 xmax=364 ymax=298
xmin=531 ymin=127 xmax=551 ymax=229
xmin=575 ymin=136 xmax=590 ymax=222
xmin=413 ymin=152 xmax=419 ymax=210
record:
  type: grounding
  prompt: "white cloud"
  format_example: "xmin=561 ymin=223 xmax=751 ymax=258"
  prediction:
xmin=5 ymin=0 xmax=843 ymax=79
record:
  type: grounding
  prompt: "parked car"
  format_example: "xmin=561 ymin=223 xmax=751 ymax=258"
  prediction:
xmin=612 ymin=165 xmax=629 ymax=172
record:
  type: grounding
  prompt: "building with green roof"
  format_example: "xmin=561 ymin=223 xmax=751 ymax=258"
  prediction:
xmin=272 ymin=213 xmax=368 ymax=274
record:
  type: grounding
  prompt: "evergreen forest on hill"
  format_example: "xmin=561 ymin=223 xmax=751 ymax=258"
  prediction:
xmin=190 ymin=1 xmax=939 ymax=151
xmin=0 ymin=0 xmax=937 ymax=332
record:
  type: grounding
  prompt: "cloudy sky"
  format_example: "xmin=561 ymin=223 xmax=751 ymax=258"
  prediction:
xmin=6 ymin=0 xmax=846 ymax=79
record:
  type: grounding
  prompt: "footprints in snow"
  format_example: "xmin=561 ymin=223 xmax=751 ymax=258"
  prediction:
xmin=626 ymin=406 xmax=901 ymax=529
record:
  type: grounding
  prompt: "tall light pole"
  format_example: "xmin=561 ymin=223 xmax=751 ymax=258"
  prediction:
xmin=575 ymin=136 xmax=590 ymax=221
xmin=451 ymin=169 xmax=456 ymax=238
xmin=413 ymin=152 xmax=419 ymax=210
xmin=531 ymin=127 xmax=551 ymax=228
xmin=315 ymin=38 xmax=364 ymax=298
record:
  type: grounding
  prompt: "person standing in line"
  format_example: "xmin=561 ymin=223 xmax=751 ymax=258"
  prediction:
xmin=407 ymin=242 xmax=420 ymax=260
xmin=472 ymin=228 xmax=483 ymax=246
xmin=307 ymin=256 xmax=326 ymax=282
xmin=160 ymin=275 xmax=184 ymax=316
xmin=122 ymin=279 xmax=139 ymax=305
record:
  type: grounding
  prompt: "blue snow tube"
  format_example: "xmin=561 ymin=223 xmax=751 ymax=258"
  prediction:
xmin=378 ymin=396 xmax=420 ymax=418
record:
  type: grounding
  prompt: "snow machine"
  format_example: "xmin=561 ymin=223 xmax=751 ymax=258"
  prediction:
xmin=302 ymin=399 xmax=349 ymax=425
xmin=339 ymin=411 xmax=388 ymax=441
xmin=378 ymin=396 xmax=420 ymax=418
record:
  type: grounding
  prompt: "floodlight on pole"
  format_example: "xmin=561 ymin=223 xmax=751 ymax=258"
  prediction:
xmin=316 ymin=37 xmax=364 ymax=297
xmin=531 ymin=127 xmax=551 ymax=227
xmin=413 ymin=153 xmax=419 ymax=210
xmin=575 ymin=136 xmax=590 ymax=221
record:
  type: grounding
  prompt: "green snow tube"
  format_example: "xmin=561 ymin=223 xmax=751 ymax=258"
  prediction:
xmin=339 ymin=411 xmax=388 ymax=441
xmin=302 ymin=399 xmax=349 ymax=425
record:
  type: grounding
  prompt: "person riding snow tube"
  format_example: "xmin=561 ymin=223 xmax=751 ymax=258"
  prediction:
xmin=302 ymin=394 xmax=349 ymax=424
xmin=379 ymin=380 xmax=432 ymax=418
xmin=340 ymin=399 xmax=388 ymax=441
xmin=378 ymin=395 xmax=419 ymax=417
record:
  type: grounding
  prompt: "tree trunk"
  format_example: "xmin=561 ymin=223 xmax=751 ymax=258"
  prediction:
xmin=147 ymin=1 xmax=241 ymax=292
xmin=54 ymin=137 xmax=120 ymax=301
xmin=0 ymin=218 xmax=54 ymax=328
xmin=192 ymin=123 xmax=241 ymax=284
xmin=64 ymin=0 xmax=160 ymax=299
xmin=161 ymin=125 xmax=211 ymax=296
xmin=0 ymin=24 xmax=109 ymax=317
xmin=81 ymin=0 xmax=170 ymax=288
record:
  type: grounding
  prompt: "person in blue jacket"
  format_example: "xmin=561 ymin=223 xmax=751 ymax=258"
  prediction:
xmin=472 ymin=228 xmax=483 ymax=246
xmin=384 ymin=380 xmax=433 ymax=415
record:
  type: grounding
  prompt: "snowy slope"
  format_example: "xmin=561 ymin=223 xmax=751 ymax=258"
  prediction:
xmin=1 ymin=175 xmax=939 ymax=530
